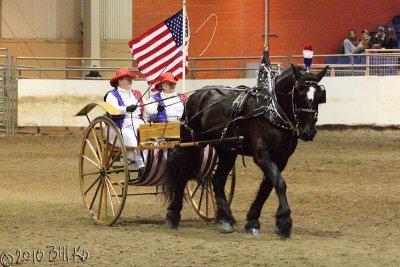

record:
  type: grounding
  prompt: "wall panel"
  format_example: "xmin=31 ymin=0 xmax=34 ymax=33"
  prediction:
xmin=17 ymin=76 xmax=400 ymax=127
xmin=1 ymin=0 xmax=81 ymax=39
xmin=100 ymin=0 xmax=132 ymax=40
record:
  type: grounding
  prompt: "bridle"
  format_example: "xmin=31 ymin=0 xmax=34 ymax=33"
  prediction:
xmin=274 ymin=79 xmax=326 ymax=135
xmin=294 ymin=81 xmax=319 ymax=123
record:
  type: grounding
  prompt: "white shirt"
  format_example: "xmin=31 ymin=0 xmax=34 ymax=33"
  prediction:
xmin=144 ymin=91 xmax=185 ymax=122
xmin=105 ymin=87 xmax=146 ymax=156
xmin=105 ymin=87 xmax=149 ymax=130
xmin=106 ymin=87 xmax=144 ymax=119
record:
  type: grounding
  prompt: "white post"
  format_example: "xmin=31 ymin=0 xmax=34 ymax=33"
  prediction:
xmin=264 ymin=0 xmax=268 ymax=48
xmin=82 ymin=0 xmax=100 ymax=67
xmin=182 ymin=0 xmax=187 ymax=93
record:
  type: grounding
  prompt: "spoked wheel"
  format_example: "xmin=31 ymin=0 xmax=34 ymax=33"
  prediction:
xmin=79 ymin=116 xmax=129 ymax=225
xmin=186 ymin=163 xmax=236 ymax=221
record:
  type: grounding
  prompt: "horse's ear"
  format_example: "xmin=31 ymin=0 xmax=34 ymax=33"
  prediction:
xmin=291 ymin=64 xmax=302 ymax=80
xmin=316 ymin=65 xmax=329 ymax=82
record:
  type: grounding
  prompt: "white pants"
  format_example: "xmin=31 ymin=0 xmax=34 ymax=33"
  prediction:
xmin=343 ymin=39 xmax=365 ymax=54
xmin=109 ymin=118 xmax=145 ymax=170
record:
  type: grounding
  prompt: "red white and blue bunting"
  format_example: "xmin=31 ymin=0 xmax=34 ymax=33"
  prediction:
xmin=303 ymin=45 xmax=313 ymax=71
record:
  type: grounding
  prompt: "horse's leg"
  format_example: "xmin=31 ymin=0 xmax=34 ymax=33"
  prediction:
xmin=211 ymin=149 xmax=237 ymax=231
xmin=164 ymin=147 xmax=202 ymax=228
xmin=165 ymin=178 xmax=187 ymax=229
xmin=272 ymin=170 xmax=292 ymax=237
xmin=244 ymin=176 xmax=273 ymax=235
xmin=252 ymin=144 xmax=292 ymax=237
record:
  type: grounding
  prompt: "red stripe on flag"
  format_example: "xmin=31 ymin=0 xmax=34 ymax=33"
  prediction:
xmin=135 ymin=37 xmax=174 ymax=63
xmin=145 ymin=57 xmax=184 ymax=85
xmin=145 ymin=51 xmax=183 ymax=77
xmin=128 ymin=22 xmax=165 ymax=48
xmin=138 ymin=45 xmax=177 ymax=72
xmin=131 ymin=29 xmax=171 ymax=56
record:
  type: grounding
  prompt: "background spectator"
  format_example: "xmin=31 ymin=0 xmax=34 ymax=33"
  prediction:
xmin=359 ymin=29 xmax=371 ymax=50
xmin=369 ymin=26 xmax=386 ymax=49
xmin=84 ymin=65 xmax=102 ymax=79
xmin=343 ymin=29 xmax=361 ymax=54
xmin=382 ymin=27 xmax=399 ymax=49
xmin=343 ymin=29 xmax=371 ymax=54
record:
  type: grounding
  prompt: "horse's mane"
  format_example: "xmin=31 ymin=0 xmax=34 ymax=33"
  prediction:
xmin=276 ymin=65 xmax=304 ymax=83
xmin=276 ymin=65 xmax=319 ymax=87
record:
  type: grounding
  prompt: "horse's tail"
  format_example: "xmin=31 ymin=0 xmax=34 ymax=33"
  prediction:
xmin=162 ymin=146 xmax=202 ymax=205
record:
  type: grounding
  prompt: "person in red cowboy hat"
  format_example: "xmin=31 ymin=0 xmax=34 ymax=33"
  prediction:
xmin=144 ymin=72 xmax=187 ymax=123
xmin=105 ymin=68 xmax=146 ymax=175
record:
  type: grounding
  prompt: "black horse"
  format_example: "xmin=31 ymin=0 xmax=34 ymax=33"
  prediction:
xmin=163 ymin=58 xmax=329 ymax=237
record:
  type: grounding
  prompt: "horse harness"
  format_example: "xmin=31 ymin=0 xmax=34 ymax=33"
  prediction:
xmin=183 ymin=78 xmax=326 ymax=144
xmin=223 ymin=82 xmax=297 ymax=139
xmin=182 ymin=83 xmax=297 ymax=144
xmin=182 ymin=51 xmax=327 ymax=142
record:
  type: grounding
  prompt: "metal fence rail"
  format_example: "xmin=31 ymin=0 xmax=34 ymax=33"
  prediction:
xmin=15 ymin=56 xmax=286 ymax=80
xmin=290 ymin=49 xmax=400 ymax=77
xmin=14 ymin=51 xmax=399 ymax=80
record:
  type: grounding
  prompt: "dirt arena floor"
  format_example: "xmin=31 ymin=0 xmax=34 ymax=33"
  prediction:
xmin=1 ymin=129 xmax=399 ymax=266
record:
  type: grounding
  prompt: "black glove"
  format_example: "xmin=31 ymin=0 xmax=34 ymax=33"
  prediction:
xmin=126 ymin=104 xmax=137 ymax=112
xmin=157 ymin=104 xmax=165 ymax=112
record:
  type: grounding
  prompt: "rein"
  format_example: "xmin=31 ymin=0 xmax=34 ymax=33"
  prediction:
xmin=185 ymin=93 xmax=239 ymax=124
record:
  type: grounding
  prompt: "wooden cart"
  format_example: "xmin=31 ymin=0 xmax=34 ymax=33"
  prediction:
xmin=75 ymin=102 xmax=236 ymax=226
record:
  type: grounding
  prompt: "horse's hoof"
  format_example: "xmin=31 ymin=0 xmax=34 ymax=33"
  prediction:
xmin=165 ymin=211 xmax=180 ymax=229
xmin=274 ymin=225 xmax=291 ymax=238
xmin=275 ymin=216 xmax=292 ymax=238
xmin=215 ymin=211 xmax=237 ymax=225
xmin=246 ymin=227 xmax=261 ymax=235
xmin=219 ymin=221 xmax=234 ymax=233
xmin=244 ymin=219 xmax=260 ymax=235
xmin=165 ymin=218 xmax=178 ymax=229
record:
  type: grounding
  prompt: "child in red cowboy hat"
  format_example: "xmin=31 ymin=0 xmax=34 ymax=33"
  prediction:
xmin=105 ymin=68 xmax=146 ymax=175
xmin=144 ymin=72 xmax=187 ymax=123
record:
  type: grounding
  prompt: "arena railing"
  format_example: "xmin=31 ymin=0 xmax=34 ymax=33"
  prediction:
xmin=14 ymin=50 xmax=400 ymax=80
xmin=290 ymin=49 xmax=400 ymax=77
xmin=14 ymin=56 xmax=288 ymax=80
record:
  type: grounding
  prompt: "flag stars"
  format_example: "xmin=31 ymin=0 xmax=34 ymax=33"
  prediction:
xmin=165 ymin=10 xmax=187 ymax=46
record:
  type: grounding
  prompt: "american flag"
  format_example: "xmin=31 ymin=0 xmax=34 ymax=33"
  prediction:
xmin=129 ymin=9 xmax=189 ymax=88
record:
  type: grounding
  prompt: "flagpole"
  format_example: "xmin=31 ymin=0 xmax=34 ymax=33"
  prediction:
xmin=182 ymin=0 xmax=187 ymax=93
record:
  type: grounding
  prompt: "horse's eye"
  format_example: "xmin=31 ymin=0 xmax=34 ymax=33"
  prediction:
xmin=298 ymin=87 xmax=307 ymax=95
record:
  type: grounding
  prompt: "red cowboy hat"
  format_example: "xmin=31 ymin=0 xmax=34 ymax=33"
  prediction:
xmin=154 ymin=72 xmax=178 ymax=91
xmin=110 ymin=68 xmax=139 ymax=87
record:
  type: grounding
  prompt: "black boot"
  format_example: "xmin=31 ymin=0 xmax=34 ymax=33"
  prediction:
xmin=138 ymin=167 xmax=146 ymax=178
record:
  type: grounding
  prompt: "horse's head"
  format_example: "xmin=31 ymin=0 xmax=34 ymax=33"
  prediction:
xmin=291 ymin=64 xmax=328 ymax=141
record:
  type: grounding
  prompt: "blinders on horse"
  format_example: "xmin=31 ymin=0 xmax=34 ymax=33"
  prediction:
xmin=318 ymin=85 xmax=326 ymax=104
